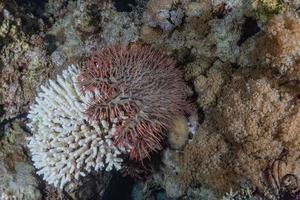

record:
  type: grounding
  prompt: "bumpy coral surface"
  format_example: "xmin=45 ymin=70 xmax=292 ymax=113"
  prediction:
xmin=258 ymin=12 xmax=300 ymax=80
xmin=162 ymin=8 xmax=300 ymax=198
xmin=215 ymin=73 xmax=288 ymax=188
xmin=143 ymin=0 xmax=185 ymax=31
xmin=27 ymin=65 xmax=123 ymax=189
xmin=178 ymin=126 xmax=239 ymax=193
xmin=78 ymin=45 xmax=190 ymax=161
xmin=177 ymin=67 xmax=300 ymax=196
xmin=0 ymin=120 xmax=42 ymax=199
xmin=4 ymin=0 xmax=300 ymax=198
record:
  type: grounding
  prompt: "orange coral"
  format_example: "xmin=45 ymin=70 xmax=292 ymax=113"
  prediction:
xmin=175 ymin=12 xmax=300 ymax=195
xmin=257 ymin=12 xmax=300 ymax=80
xmin=216 ymin=73 xmax=287 ymax=188
xmin=177 ymin=68 xmax=300 ymax=195
xmin=178 ymin=126 xmax=240 ymax=193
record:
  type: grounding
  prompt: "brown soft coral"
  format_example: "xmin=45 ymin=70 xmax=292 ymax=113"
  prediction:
xmin=193 ymin=60 xmax=231 ymax=109
xmin=177 ymin=68 xmax=300 ymax=194
xmin=278 ymin=106 xmax=300 ymax=151
xmin=257 ymin=12 xmax=300 ymax=80
xmin=215 ymin=73 xmax=288 ymax=187
xmin=211 ymin=12 xmax=300 ymax=191
xmin=178 ymin=126 xmax=240 ymax=193
xmin=163 ymin=7 xmax=300 ymax=199
xmin=216 ymin=60 xmax=300 ymax=187
xmin=216 ymin=74 xmax=289 ymax=145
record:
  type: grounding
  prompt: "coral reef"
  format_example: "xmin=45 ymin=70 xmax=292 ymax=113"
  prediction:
xmin=0 ymin=5 xmax=52 ymax=120
xmin=175 ymin=68 xmax=300 ymax=197
xmin=214 ymin=72 xmax=287 ymax=188
xmin=0 ymin=120 xmax=41 ymax=199
xmin=257 ymin=11 xmax=300 ymax=80
xmin=150 ymin=6 xmax=300 ymax=198
xmin=221 ymin=187 xmax=257 ymax=200
xmin=171 ymin=10 xmax=300 ymax=197
xmin=0 ymin=1 xmax=145 ymax=198
xmin=178 ymin=126 xmax=239 ymax=193
xmin=251 ymin=0 xmax=285 ymax=22
xmin=2 ymin=0 xmax=300 ymax=199
xmin=143 ymin=0 xmax=185 ymax=31
xmin=100 ymin=7 xmax=139 ymax=45
xmin=192 ymin=60 xmax=231 ymax=109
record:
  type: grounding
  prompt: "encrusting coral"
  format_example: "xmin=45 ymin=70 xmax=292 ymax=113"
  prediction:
xmin=251 ymin=0 xmax=285 ymax=21
xmin=143 ymin=0 xmax=185 ymax=31
xmin=165 ymin=10 xmax=300 ymax=197
xmin=27 ymin=65 xmax=123 ymax=189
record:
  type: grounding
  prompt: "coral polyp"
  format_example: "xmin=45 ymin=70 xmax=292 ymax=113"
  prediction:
xmin=78 ymin=45 xmax=190 ymax=161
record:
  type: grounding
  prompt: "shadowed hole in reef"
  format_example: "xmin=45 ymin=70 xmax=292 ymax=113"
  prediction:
xmin=0 ymin=104 xmax=4 ymax=119
xmin=12 ymin=0 xmax=48 ymax=34
xmin=102 ymin=171 xmax=134 ymax=200
xmin=114 ymin=0 xmax=137 ymax=12
xmin=0 ymin=105 xmax=4 ymax=138
xmin=15 ymin=0 xmax=47 ymax=16
xmin=44 ymin=34 xmax=59 ymax=54
xmin=237 ymin=17 xmax=260 ymax=46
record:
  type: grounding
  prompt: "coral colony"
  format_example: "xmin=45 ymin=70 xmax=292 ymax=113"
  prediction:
xmin=27 ymin=65 xmax=123 ymax=189
xmin=27 ymin=45 xmax=190 ymax=188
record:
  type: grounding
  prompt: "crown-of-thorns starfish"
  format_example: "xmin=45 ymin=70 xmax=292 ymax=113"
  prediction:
xmin=78 ymin=44 xmax=191 ymax=161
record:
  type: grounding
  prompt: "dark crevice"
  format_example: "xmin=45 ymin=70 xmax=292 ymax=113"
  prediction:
xmin=186 ymin=80 xmax=205 ymax=125
xmin=102 ymin=171 xmax=134 ymax=200
xmin=197 ymin=108 xmax=205 ymax=124
xmin=231 ymin=63 xmax=240 ymax=71
xmin=215 ymin=3 xmax=231 ymax=19
xmin=187 ymin=81 xmax=198 ymax=103
xmin=114 ymin=0 xmax=137 ymax=12
xmin=15 ymin=0 xmax=47 ymax=16
xmin=0 ymin=104 xmax=4 ymax=119
xmin=3 ymin=0 xmax=48 ymax=35
xmin=0 ymin=113 xmax=28 ymax=128
xmin=0 ymin=113 xmax=28 ymax=139
xmin=174 ymin=47 xmax=196 ymax=66
xmin=20 ymin=16 xmax=40 ymax=35
xmin=237 ymin=17 xmax=261 ymax=46
xmin=44 ymin=34 xmax=59 ymax=54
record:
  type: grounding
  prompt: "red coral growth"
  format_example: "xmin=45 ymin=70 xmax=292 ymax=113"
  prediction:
xmin=78 ymin=44 xmax=190 ymax=161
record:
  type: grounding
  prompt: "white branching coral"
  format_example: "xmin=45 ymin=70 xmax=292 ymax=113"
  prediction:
xmin=27 ymin=65 xmax=123 ymax=189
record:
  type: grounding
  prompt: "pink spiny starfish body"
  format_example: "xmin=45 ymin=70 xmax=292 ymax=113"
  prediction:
xmin=78 ymin=44 xmax=190 ymax=161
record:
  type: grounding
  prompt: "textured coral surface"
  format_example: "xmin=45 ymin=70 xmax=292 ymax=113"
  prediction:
xmin=2 ymin=0 xmax=300 ymax=199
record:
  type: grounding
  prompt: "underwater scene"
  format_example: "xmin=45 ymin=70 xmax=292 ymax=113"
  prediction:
xmin=1 ymin=0 xmax=300 ymax=199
